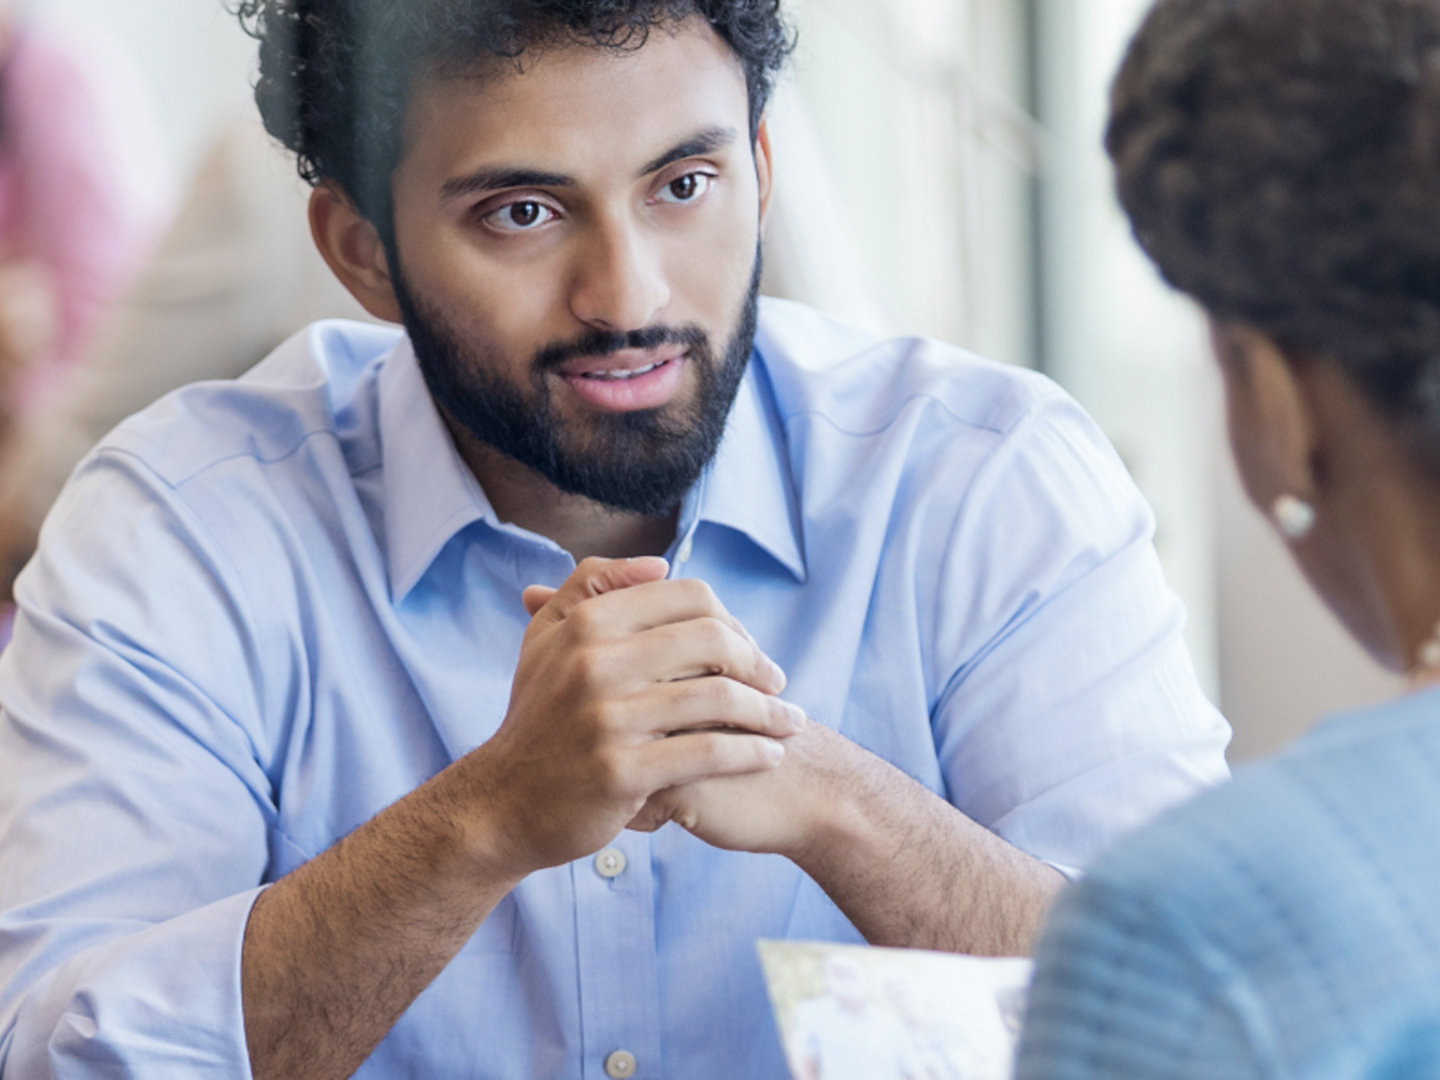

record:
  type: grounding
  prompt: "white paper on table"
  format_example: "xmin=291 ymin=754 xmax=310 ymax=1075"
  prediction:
xmin=757 ymin=939 xmax=1033 ymax=1080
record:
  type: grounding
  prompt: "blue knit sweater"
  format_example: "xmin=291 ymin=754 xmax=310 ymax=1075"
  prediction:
xmin=1017 ymin=685 xmax=1440 ymax=1078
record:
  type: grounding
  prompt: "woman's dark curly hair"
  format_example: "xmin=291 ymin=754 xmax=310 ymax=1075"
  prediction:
xmin=1109 ymin=0 xmax=1440 ymax=468
xmin=234 ymin=0 xmax=793 ymax=242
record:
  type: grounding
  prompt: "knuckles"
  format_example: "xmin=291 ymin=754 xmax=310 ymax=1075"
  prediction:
xmin=693 ymin=616 xmax=736 ymax=668
xmin=585 ymin=697 xmax=627 ymax=737
xmin=564 ymin=599 xmax=609 ymax=642
xmin=674 ymin=577 xmax=721 ymax=615
xmin=566 ymin=640 xmax=621 ymax=700
xmin=674 ymin=675 xmax=748 ymax=719
xmin=682 ymin=732 xmax=724 ymax=771
xmin=590 ymin=745 xmax=645 ymax=802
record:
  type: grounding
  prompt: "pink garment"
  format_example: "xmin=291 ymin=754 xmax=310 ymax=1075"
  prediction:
xmin=0 ymin=18 xmax=175 ymax=411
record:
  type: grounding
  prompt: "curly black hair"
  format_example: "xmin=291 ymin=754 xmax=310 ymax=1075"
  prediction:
xmin=1109 ymin=0 xmax=1440 ymax=467
xmin=234 ymin=0 xmax=793 ymax=242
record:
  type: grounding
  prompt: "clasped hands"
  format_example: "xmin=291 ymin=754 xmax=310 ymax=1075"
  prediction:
xmin=472 ymin=556 xmax=845 ymax=878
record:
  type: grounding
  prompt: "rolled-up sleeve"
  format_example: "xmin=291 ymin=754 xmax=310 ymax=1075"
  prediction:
xmin=927 ymin=391 xmax=1231 ymax=876
xmin=0 ymin=451 xmax=272 ymax=1077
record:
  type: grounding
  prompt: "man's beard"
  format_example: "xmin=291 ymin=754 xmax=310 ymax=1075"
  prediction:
xmin=393 ymin=251 xmax=762 ymax=518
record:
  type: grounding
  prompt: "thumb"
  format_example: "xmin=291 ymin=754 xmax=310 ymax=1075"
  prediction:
xmin=524 ymin=556 xmax=670 ymax=626
xmin=625 ymin=787 xmax=694 ymax=834
xmin=521 ymin=585 xmax=558 ymax=618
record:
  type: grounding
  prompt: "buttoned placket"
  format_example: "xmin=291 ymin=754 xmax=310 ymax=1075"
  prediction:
xmin=539 ymin=476 xmax=705 ymax=1077
xmin=573 ymin=831 xmax=663 ymax=1078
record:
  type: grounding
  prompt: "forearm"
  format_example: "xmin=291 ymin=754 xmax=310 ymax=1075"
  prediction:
xmin=790 ymin=736 xmax=1065 ymax=956
xmin=636 ymin=724 xmax=1066 ymax=954
xmin=242 ymin=760 xmax=524 ymax=1080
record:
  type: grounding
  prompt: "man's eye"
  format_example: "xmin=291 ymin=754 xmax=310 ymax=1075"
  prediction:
xmin=657 ymin=172 xmax=714 ymax=204
xmin=485 ymin=200 xmax=557 ymax=232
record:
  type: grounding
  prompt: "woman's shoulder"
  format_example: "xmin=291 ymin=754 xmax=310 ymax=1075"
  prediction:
xmin=1091 ymin=689 xmax=1440 ymax=909
xmin=1019 ymin=692 xmax=1440 ymax=1078
xmin=1061 ymin=692 xmax=1440 ymax=1059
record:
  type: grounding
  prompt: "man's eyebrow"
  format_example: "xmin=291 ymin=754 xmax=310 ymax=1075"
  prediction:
xmin=440 ymin=167 xmax=576 ymax=201
xmin=638 ymin=126 xmax=739 ymax=178
xmin=438 ymin=127 xmax=740 ymax=200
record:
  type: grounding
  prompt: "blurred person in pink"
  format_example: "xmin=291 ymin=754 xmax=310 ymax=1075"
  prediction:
xmin=0 ymin=0 xmax=174 ymax=429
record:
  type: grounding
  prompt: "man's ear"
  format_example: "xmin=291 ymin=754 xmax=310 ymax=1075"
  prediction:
xmin=1212 ymin=320 xmax=1320 ymax=509
xmin=754 ymin=116 xmax=773 ymax=225
xmin=308 ymin=183 xmax=404 ymax=324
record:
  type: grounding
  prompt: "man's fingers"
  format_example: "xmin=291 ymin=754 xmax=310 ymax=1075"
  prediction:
xmin=626 ymin=789 xmax=685 ymax=834
xmin=579 ymin=556 xmax=671 ymax=597
xmin=641 ymin=678 xmax=807 ymax=738
xmin=526 ymin=556 xmax=669 ymax=627
xmin=636 ymin=730 xmax=785 ymax=792
xmin=610 ymin=618 xmax=784 ymax=694
xmin=563 ymin=579 xmax=781 ymax=686
xmin=526 ymin=567 xmax=784 ymax=696
xmin=595 ymin=577 xmax=755 ymax=639
xmin=521 ymin=585 xmax=557 ymax=618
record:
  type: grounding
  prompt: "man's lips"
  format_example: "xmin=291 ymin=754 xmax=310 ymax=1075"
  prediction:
xmin=554 ymin=350 xmax=689 ymax=412
xmin=556 ymin=348 xmax=688 ymax=379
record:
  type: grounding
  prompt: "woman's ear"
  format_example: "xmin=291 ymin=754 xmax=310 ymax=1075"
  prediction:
xmin=308 ymin=183 xmax=404 ymax=324
xmin=1211 ymin=319 xmax=1321 ymax=512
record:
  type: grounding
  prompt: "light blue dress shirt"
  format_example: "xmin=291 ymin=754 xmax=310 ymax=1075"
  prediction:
xmin=0 ymin=299 xmax=1229 ymax=1078
xmin=1016 ymin=686 xmax=1440 ymax=1079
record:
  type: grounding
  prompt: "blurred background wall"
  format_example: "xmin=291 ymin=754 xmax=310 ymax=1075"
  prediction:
xmin=1031 ymin=0 xmax=1404 ymax=760
xmin=27 ymin=0 xmax=1406 ymax=760
xmin=32 ymin=0 xmax=255 ymax=176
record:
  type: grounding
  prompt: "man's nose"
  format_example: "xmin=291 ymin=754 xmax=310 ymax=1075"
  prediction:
xmin=567 ymin=216 xmax=670 ymax=333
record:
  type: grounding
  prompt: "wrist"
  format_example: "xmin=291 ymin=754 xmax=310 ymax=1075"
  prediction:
xmin=779 ymin=726 xmax=880 ymax=872
xmin=419 ymin=750 xmax=536 ymax=894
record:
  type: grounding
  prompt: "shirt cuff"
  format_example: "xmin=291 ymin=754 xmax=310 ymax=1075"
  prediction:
xmin=7 ymin=887 xmax=263 ymax=1077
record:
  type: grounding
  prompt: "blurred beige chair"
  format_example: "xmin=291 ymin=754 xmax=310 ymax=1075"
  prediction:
xmin=0 ymin=119 xmax=374 ymax=597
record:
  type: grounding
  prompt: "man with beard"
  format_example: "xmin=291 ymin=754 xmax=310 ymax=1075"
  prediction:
xmin=0 ymin=1 xmax=1230 ymax=1077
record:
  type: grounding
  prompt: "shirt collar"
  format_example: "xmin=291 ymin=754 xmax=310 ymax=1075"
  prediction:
xmin=693 ymin=352 xmax=807 ymax=583
xmin=379 ymin=335 xmax=808 ymax=599
xmin=379 ymin=337 xmax=493 ymax=602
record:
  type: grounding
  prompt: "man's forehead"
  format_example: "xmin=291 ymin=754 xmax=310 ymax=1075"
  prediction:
xmin=398 ymin=18 xmax=751 ymax=182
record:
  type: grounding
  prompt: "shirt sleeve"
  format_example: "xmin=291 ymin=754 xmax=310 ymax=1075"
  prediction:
xmin=0 ymin=449 xmax=273 ymax=1077
xmin=926 ymin=390 xmax=1231 ymax=876
xmin=1014 ymin=875 xmax=1269 ymax=1079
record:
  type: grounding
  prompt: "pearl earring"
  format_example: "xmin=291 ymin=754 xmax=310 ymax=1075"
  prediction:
xmin=1418 ymin=621 xmax=1440 ymax=672
xmin=1271 ymin=494 xmax=1316 ymax=541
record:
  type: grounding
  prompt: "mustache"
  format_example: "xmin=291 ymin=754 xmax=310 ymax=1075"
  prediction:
xmin=533 ymin=324 xmax=708 ymax=372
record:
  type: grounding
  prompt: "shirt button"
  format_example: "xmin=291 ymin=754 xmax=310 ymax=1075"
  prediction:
xmin=594 ymin=847 xmax=627 ymax=879
xmin=605 ymin=1050 xmax=637 ymax=1078
xmin=675 ymin=534 xmax=694 ymax=564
